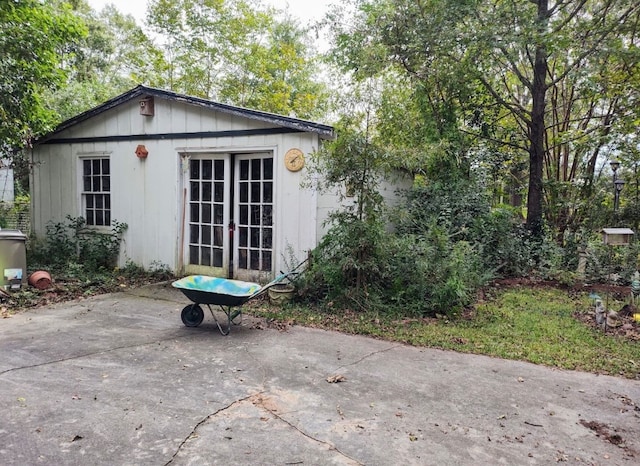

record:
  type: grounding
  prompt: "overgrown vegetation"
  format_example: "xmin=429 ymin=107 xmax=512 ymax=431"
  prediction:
xmin=0 ymin=216 xmax=174 ymax=312
xmin=28 ymin=215 xmax=128 ymax=274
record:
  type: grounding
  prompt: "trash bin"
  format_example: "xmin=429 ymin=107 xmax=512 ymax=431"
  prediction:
xmin=0 ymin=229 xmax=27 ymax=290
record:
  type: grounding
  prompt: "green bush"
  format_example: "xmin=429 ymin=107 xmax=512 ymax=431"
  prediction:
xmin=302 ymin=217 xmax=487 ymax=318
xmin=583 ymin=232 xmax=640 ymax=284
xmin=28 ymin=215 xmax=128 ymax=274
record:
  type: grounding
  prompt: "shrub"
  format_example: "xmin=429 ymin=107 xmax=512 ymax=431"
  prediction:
xmin=28 ymin=215 xmax=128 ymax=274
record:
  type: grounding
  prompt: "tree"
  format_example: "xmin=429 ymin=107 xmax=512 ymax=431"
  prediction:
xmin=52 ymin=1 xmax=167 ymax=120
xmin=147 ymin=0 xmax=327 ymax=118
xmin=218 ymin=14 xmax=327 ymax=119
xmin=326 ymin=0 xmax=640 ymax=239
xmin=0 ymin=0 xmax=86 ymax=155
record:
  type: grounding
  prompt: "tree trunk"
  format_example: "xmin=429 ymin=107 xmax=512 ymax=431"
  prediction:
xmin=526 ymin=0 xmax=549 ymax=238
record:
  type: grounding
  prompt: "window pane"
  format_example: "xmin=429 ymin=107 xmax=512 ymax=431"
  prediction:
xmin=240 ymin=205 xmax=248 ymax=224
xmin=251 ymin=182 xmax=260 ymax=203
xmin=251 ymin=159 xmax=261 ymax=180
xmin=102 ymin=159 xmax=110 ymax=174
xmin=250 ymin=228 xmax=260 ymax=248
xmin=263 ymin=206 xmax=272 ymax=226
xmin=92 ymin=159 xmax=101 ymax=173
xmin=239 ymin=227 xmax=248 ymax=247
xmin=214 ymin=226 xmax=224 ymax=246
xmin=83 ymin=177 xmax=91 ymax=191
xmin=190 ymin=203 xmax=199 ymax=222
xmin=213 ymin=205 xmax=223 ymax=224
xmin=251 ymin=206 xmax=260 ymax=225
xmin=105 ymin=211 xmax=111 ymax=225
xmin=239 ymin=249 xmax=247 ymax=269
xmin=86 ymin=196 xmax=94 ymax=208
xmin=96 ymin=211 xmax=104 ymax=226
xmin=261 ymin=251 xmax=272 ymax=271
xmin=263 ymin=158 xmax=273 ymax=180
xmin=190 ymin=160 xmax=200 ymax=179
xmin=240 ymin=160 xmax=249 ymax=180
xmin=190 ymin=225 xmax=199 ymax=243
xmin=189 ymin=246 xmax=199 ymax=264
xmin=83 ymin=160 xmax=91 ymax=176
xmin=202 ymin=203 xmax=212 ymax=224
xmin=202 ymin=182 xmax=212 ymax=202
xmin=263 ymin=182 xmax=272 ymax=203
xmin=202 ymin=226 xmax=211 ymax=245
xmin=239 ymin=183 xmax=248 ymax=203
xmin=214 ymin=160 xmax=224 ymax=180
xmin=202 ymin=160 xmax=212 ymax=180
xmin=250 ymin=250 xmax=260 ymax=270
xmin=190 ymin=182 xmax=199 ymax=201
xmin=262 ymin=228 xmax=272 ymax=249
xmin=96 ymin=196 xmax=103 ymax=209
xmin=93 ymin=177 xmax=100 ymax=191
xmin=202 ymin=247 xmax=211 ymax=267
xmin=214 ymin=182 xmax=224 ymax=202
xmin=213 ymin=249 xmax=223 ymax=268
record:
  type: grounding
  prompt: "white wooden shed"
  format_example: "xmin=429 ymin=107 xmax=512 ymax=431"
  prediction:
xmin=29 ymin=85 xmax=336 ymax=282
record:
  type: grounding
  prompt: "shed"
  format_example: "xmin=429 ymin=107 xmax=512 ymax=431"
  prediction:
xmin=29 ymin=85 xmax=336 ymax=282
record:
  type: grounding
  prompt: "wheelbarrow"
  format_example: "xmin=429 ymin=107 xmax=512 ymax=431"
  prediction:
xmin=172 ymin=272 xmax=297 ymax=335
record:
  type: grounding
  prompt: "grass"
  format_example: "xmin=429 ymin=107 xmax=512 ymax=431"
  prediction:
xmin=249 ymin=287 xmax=640 ymax=379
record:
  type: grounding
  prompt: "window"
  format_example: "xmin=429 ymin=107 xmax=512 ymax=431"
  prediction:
xmin=81 ymin=158 xmax=111 ymax=226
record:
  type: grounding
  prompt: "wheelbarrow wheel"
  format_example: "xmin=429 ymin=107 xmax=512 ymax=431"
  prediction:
xmin=181 ymin=304 xmax=204 ymax=327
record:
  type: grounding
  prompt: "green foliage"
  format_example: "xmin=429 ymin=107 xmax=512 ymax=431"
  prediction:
xmin=50 ymin=2 xmax=167 ymax=120
xmin=0 ymin=195 xmax=30 ymax=231
xmin=326 ymin=0 xmax=640 ymax=239
xmin=302 ymin=114 xmax=487 ymax=317
xmin=118 ymin=260 xmax=174 ymax=282
xmin=28 ymin=215 xmax=127 ymax=274
xmin=0 ymin=0 xmax=87 ymax=153
xmin=583 ymin=234 xmax=640 ymax=285
xmin=146 ymin=0 xmax=327 ymax=118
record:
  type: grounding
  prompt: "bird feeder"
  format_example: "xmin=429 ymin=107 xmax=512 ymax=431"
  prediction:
xmin=601 ymin=228 xmax=634 ymax=246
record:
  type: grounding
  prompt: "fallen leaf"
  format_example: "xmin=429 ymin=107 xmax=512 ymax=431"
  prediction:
xmin=71 ymin=435 xmax=83 ymax=442
xmin=326 ymin=374 xmax=346 ymax=383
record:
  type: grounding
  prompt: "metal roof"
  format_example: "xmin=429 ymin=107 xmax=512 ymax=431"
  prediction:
xmin=35 ymin=85 xmax=335 ymax=145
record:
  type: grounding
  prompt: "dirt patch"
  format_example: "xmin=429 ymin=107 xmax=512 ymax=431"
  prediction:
xmin=579 ymin=420 xmax=636 ymax=457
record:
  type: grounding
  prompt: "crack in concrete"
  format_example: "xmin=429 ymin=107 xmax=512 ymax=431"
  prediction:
xmin=253 ymin=395 xmax=364 ymax=466
xmin=335 ymin=344 xmax=403 ymax=372
xmin=164 ymin=393 xmax=261 ymax=466
xmin=0 ymin=332 xmax=189 ymax=377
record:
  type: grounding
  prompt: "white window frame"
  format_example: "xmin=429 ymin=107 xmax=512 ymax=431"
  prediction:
xmin=78 ymin=154 xmax=111 ymax=227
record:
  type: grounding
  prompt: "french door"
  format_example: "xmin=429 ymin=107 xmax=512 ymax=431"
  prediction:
xmin=183 ymin=153 xmax=273 ymax=280
xmin=233 ymin=155 xmax=274 ymax=281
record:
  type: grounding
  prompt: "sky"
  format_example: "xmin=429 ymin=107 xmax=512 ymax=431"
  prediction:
xmin=86 ymin=0 xmax=336 ymax=25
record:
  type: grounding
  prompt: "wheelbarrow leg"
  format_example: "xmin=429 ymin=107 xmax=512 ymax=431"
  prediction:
xmin=205 ymin=304 xmax=231 ymax=335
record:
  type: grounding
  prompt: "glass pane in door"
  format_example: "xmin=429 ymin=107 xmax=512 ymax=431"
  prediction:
xmin=236 ymin=156 xmax=273 ymax=273
xmin=189 ymin=158 xmax=225 ymax=268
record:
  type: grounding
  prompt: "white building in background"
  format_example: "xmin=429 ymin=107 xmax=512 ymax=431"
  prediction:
xmin=0 ymin=159 xmax=14 ymax=202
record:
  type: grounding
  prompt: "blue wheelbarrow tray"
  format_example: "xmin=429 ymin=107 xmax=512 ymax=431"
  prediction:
xmin=173 ymin=276 xmax=262 ymax=306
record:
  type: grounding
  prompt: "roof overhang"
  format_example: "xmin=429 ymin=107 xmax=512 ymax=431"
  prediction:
xmin=34 ymin=85 xmax=335 ymax=145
